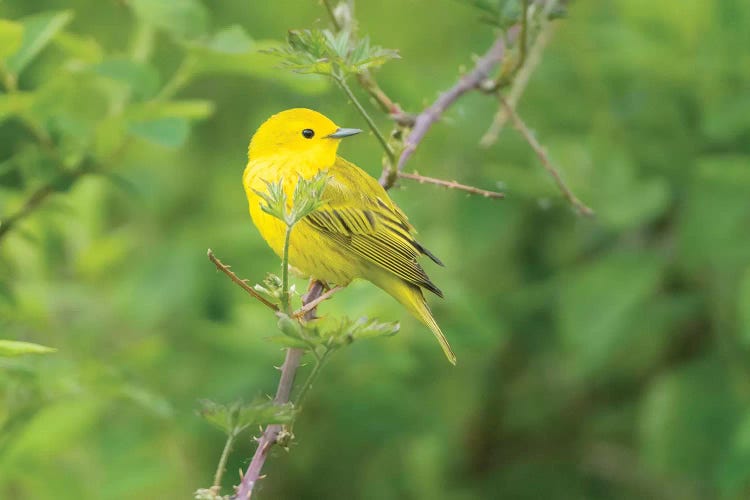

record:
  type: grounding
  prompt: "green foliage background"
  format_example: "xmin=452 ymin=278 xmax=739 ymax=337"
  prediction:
xmin=2 ymin=0 xmax=750 ymax=498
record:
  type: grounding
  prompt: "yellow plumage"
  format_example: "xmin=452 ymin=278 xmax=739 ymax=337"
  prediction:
xmin=243 ymin=108 xmax=456 ymax=364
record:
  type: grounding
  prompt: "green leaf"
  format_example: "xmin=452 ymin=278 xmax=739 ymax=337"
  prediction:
xmin=125 ymin=99 xmax=215 ymax=121
xmin=197 ymin=399 xmax=295 ymax=435
xmin=127 ymin=117 xmax=189 ymax=148
xmin=5 ymin=10 xmax=74 ymax=76
xmin=277 ymin=313 xmax=303 ymax=339
xmin=0 ymin=340 xmax=56 ymax=357
xmin=187 ymin=36 xmax=328 ymax=94
xmin=558 ymin=252 xmax=664 ymax=378
xmin=129 ymin=0 xmax=208 ymax=41
xmin=271 ymin=29 xmax=399 ymax=78
xmin=198 ymin=25 xmax=253 ymax=54
xmin=53 ymin=31 xmax=103 ymax=64
xmin=318 ymin=317 xmax=400 ymax=347
xmin=253 ymin=273 xmax=284 ymax=302
xmin=93 ymin=58 xmax=160 ymax=99
xmin=639 ymin=357 xmax=741 ymax=480
xmin=255 ymin=179 xmax=288 ymax=223
xmin=0 ymin=91 xmax=34 ymax=123
xmin=124 ymin=100 xmax=214 ymax=148
xmin=0 ymin=19 xmax=24 ymax=60
xmin=290 ymin=171 xmax=330 ymax=224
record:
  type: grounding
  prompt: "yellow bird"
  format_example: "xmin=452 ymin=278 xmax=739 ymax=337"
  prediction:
xmin=243 ymin=108 xmax=456 ymax=364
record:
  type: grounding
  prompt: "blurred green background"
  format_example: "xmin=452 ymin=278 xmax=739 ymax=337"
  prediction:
xmin=2 ymin=0 xmax=750 ymax=498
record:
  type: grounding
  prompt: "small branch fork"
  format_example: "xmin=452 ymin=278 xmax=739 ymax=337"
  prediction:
xmin=379 ymin=31 xmax=514 ymax=189
xmin=320 ymin=0 xmax=500 ymax=200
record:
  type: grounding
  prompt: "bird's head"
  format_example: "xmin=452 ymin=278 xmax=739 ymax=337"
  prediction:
xmin=248 ymin=108 xmax=361 ymax=164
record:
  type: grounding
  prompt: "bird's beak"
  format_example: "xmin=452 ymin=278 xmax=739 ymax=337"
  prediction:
xmin=326 ymin=128 xmax=362 ymax=139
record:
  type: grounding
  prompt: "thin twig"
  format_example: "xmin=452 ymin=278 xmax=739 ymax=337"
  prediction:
xmin=207 ymin=249 xmax=279 ymax=311
xmin=233 ymin=281 xmax=325 ymax=499
xmin=398 ymin=172 xmax=505 ymax=199
xmin=334 ymin=74 xmax=395 ymax=163
xmin=499 ymin=97 xmax=594 ymax=216
xmin=321 ymin=0 xmax=342 ymax=30
xmin=292 ymin=285 xmax=343 ymax=318
xmin=380 ymin=27 xmax=520 ymax=189
xmin=321 ymin=0 xmax=404 ymax=118
xmin=212 ymin=429 xmax=239 ymax=493
xmin=292 ymin=347 xmax=332 ymax=412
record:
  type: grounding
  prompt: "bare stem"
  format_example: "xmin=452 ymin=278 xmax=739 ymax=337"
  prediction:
xmin=322 ymin=0 xmax=342 ymax=30
xmin=398 ymin=172 xmax=505 ymax=199
xmin=280 ymin=225 xmax=294 ymax=314
xmin=333 ymin=74 xmax=395 ymax=163
xmin=499 ymin=97 xmax=594 ymax=216
xmin=293 ymin=347 xmax=332 ymax=411
xmin=212 ymin=429 xmax=239 ymax=492
xmin=233 ymin=281 xmax=325 ymax=499
xmin=207 ymin=249 xmax=279 ymax=311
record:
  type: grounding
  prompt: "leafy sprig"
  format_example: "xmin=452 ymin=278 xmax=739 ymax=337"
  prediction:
xmin=272 ymin=29 xmax=399 ymax=78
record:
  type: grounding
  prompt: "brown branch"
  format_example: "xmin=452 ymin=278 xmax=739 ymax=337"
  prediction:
xmin=233 ymin=281 xmax=324 ymax=499
xmin=292 ymin=285 xmax=343 ymax=318
xmin=380 ymin=27 xmax=520 ymax=189
xmin=207 ymin=249 xmax=279 ymax=311
xmin=398 ymin=172 xmax=505 ymax=199
xmin=499 ymin=97 xmax=594 ymax=216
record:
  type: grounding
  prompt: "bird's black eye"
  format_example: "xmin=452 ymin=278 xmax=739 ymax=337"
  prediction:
xmin=302 ymin=129 xmax=315 ymax=139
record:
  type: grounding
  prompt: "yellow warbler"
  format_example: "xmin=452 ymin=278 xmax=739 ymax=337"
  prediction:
xmin=243 ymin=108 xmax=456 ymax=364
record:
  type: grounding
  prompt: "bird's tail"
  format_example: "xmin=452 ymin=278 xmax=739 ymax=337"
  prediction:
xmin=372 ymin=273 xmax=457 ymax=365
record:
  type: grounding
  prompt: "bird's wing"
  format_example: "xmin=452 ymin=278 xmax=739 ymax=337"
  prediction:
xmin=303 ymin=157 xmax=443 ymax=297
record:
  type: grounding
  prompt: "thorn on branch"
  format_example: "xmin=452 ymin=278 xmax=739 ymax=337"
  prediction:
xmin=398 ymin=172 xmax=505 ymax=199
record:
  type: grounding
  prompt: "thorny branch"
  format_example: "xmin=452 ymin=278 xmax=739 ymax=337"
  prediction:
xmin=398 ymin=172 xmax=505 ymax=199
xmin=499 ymin=97 xmax=594 ymax=216
xmin=379 ymin=27 xmax=519 ymax=189
xmin=207 ymin=249 xmax=279 ymax=311
xmin=232 ymin=282 xmax=324 ymax=500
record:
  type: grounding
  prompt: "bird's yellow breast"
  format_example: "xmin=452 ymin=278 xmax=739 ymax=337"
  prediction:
xmin=242 ymin=155 xmax=359 ymax=285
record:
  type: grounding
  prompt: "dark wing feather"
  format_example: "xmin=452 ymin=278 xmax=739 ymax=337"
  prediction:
xmin=303 ymin=157 xmax=443 ymax=296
